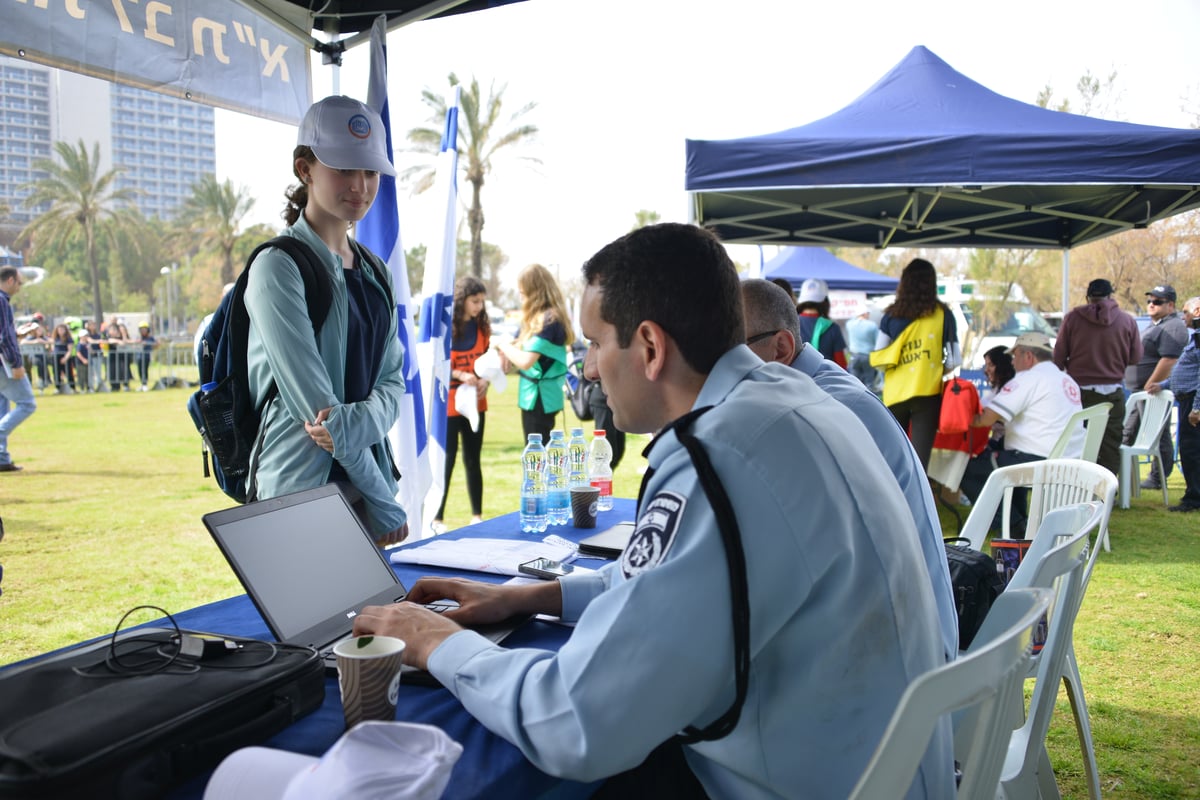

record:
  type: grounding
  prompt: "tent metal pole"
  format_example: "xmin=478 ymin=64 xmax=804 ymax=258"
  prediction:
xmin=1062 ymin=249 xmax=1070 ymax=314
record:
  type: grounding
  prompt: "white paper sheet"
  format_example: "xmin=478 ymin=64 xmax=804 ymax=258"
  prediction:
xmin=389 ymin=537 xmax=577 ymax=577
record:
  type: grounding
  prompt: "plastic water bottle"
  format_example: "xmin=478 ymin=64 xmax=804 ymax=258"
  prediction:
xmin=545 ymin=430 xmax=570 ymax=526
xmin=568 ymin=428 xmax=589 ymax=489
xmin=520 ymin=433 xmax=548 ymax=534
xmin=588 ymin=429 xmax=614 ymax=512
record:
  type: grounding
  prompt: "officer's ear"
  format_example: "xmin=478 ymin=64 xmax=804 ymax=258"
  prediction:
xmin=634 ymin=320 xmax=670 ymax=381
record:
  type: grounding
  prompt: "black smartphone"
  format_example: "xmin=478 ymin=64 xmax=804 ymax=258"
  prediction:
xmin=518 ymin=557 xmax=575 ymax=579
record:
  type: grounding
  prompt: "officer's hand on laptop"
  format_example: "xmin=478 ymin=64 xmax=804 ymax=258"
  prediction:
xmin=407 ymin=577 xmax=563 ymax=627
xmin=352 ymin=602 xmax=463 ymax=669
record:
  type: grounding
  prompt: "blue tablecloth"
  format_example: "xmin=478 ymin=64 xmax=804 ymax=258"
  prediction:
xmin=164 ymin=499 xmax=639 ymax=799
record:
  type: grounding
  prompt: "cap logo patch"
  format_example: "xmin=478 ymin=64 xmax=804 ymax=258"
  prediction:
xmin=621 ymin=492 xmax=685 ymax=579
xmin=347 ymin=114 xmax=372 ymax=140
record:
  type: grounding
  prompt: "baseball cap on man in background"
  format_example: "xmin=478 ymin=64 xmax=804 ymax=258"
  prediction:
xmin=297 ymin=96 xmax=396 ymax=177
xmin=1147 ymin=284 xmax=1177 ymax=303
xmin=1086 ymin=279 xmax=1113 ymax=299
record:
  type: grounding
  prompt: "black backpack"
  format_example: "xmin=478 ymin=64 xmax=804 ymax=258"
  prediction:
xmin=566 ymin=342 xmax=597 ymax=421
xmin=944 ymin=536 xmax=1006 ymax=650
xmin=187 ymin=237 xmax=332 ymax=503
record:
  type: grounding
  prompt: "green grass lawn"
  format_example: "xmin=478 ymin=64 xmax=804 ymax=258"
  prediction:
xmin=1 ymin=375 xmax=1197 ymax=799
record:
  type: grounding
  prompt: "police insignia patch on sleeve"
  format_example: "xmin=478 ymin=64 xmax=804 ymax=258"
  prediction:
xmin=621 ymin=492 xmax=686 ymax=579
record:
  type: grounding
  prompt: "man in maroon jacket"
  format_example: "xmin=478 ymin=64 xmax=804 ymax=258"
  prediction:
xmin=1053 ymin=278 xmax=1142 ymax=479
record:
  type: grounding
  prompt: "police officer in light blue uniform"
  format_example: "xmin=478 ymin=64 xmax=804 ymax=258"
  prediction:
xmin=742 ymin=278 xmax=958 ymax=663
xmin=354 ymin=224 xmax=954 ymax=799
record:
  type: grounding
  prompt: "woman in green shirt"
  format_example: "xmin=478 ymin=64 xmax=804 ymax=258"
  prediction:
xmin=495 ymin=263 xmax=573 ymax=440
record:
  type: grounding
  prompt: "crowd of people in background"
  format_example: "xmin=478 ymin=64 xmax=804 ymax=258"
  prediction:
xmin=761 ymin=262 xmax=1196 ymax=524
xmin=16 ymin=313 xmax=159 ymax=394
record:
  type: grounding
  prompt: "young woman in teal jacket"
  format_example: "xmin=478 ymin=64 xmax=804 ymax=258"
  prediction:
xmin=243 ymin=96 xmax=408 ymax=546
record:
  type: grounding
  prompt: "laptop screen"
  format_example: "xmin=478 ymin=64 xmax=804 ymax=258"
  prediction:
xmin=203 ymin=484 xmax=404 ymax=643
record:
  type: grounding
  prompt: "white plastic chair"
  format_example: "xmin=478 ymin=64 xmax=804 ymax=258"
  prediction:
xmin=1010 ymin=502 xmax=1108 ymax=800
xmin=960 ymin=475 xmax=1115 ymax=800
xmin=960 ymin=459 xmax=1118 ymax=556
xmin=973 ymin=502 xmax=1099 ymax=800
xmin=1048 ymin=402 xmax=1111 ymax=463
xmin=849 ymin=588 xmax=1053 ymax=800
xmin=1118 ymin=390 xmax=1175 ymax=509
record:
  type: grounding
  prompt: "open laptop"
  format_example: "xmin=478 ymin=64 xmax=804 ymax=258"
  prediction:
xmin=203 ymin=483 xmax=525 ymax=685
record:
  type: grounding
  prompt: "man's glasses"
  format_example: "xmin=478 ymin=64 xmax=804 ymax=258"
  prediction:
xmin=745 ymin=329 xmax=780 ymax=346
xmin=1148 ymin=298 xmax=1167 ymax=306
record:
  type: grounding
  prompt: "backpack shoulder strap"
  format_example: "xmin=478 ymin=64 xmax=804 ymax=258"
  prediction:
xmin=264 ymin=236 xmax=335 ymax=335
xmin=349 ymin=240 xmax=395 ymax=310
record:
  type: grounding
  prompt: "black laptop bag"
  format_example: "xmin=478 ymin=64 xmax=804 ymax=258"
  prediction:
xmin=944 ymin=537 xmax=1006 ymax=650
xmin=0 ymin=627 xmax=325 ymax=799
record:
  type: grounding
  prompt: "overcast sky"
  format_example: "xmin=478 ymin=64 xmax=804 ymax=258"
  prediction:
xmin=215 ymin=0 xmax=1200 ymax=286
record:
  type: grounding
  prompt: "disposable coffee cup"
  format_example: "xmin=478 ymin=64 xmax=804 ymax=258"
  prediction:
xmin=570 ymin=486 xmax=600 ymax=528
xmin=333 ymin=635 xmax=406 ymax=729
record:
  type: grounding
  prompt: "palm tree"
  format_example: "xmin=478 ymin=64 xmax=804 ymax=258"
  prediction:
xmin=18 ymin=140 xmax=141 ymax=325
xmin=179 ymin=175 xmax=256 ymax=286
xmin=402 ymin=73 xmax=539 ymax=278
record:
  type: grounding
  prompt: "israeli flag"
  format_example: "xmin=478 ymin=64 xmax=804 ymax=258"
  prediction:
xmin=416 ymin=85 xmax=460 ymax=530
xmin=358 ymin=15 xmax=431 ymax=537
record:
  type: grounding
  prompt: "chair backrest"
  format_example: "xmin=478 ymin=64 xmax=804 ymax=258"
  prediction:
xmin=977 ymin=505 xmax=1095 ymax=788
xmin=1122 ymin=390 xmax=1176 ymax=451
xmin=960 ymin=459 xmax=1118 ymax=570
xmin=1048 ymin=402 xmax=1111 ymax=462
xmin=848 ymin=588 xmax=1053 ymax=800
xmin=1011 ymin=500 xmax=1107 ymax=595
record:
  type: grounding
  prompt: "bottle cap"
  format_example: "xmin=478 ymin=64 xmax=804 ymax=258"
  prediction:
xmin=201 ymin=382 xmax=218 ymax=393
xmin=594 ymin=429 xmax=607 ymax=437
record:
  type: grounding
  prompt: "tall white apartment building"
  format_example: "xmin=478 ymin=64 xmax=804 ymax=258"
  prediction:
xmin=0 ymin=54 xmax=215 ymax=228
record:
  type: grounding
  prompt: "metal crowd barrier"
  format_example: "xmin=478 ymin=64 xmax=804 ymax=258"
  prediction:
xmin=18 ymin=341 xmax=198 ymax=392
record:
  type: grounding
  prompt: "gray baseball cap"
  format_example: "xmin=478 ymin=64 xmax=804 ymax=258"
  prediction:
xmin=297 ymin=96 xmax=396 ymax=177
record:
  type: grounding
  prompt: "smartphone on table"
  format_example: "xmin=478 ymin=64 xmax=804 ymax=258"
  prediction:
xmin=519 ymin=558 xmax=575 ymax=580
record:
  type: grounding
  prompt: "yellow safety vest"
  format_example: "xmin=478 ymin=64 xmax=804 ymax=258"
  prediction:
xmin=869 ymin=307 xmax=945 ymax=406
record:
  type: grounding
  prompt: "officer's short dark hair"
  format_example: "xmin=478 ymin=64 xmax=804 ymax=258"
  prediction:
xmin=582 ymin=223 xmax=743 ymax=375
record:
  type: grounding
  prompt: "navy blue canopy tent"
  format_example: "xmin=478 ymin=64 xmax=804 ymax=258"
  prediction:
xmin=686 ymin=46 xmax=1200 ymax=253
xmin=761 ymin=247 xmax=897 ymax=294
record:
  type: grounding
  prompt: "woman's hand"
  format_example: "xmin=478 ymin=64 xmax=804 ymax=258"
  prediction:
xmin=375 ymin=523 xmax=408 ymax=548
xmin=305 ymin=407 xmax=335 ymax=453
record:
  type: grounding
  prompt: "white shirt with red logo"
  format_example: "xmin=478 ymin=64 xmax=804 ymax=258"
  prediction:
xmin=987 ymin=359 xmax=1084 ymax=458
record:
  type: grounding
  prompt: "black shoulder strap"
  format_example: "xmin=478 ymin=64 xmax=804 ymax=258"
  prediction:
xmin=233 ymin=236 xmax=333 ymax=503
xmin=349 ymin=239 xmax=395 ymax=310
xmin=643 ymin=406 xmax=751 ymax=745
xmin=265 ymin=236 xmax=334 ymax=335
xmin=230 ymin=236 xmax=332 ymax=354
